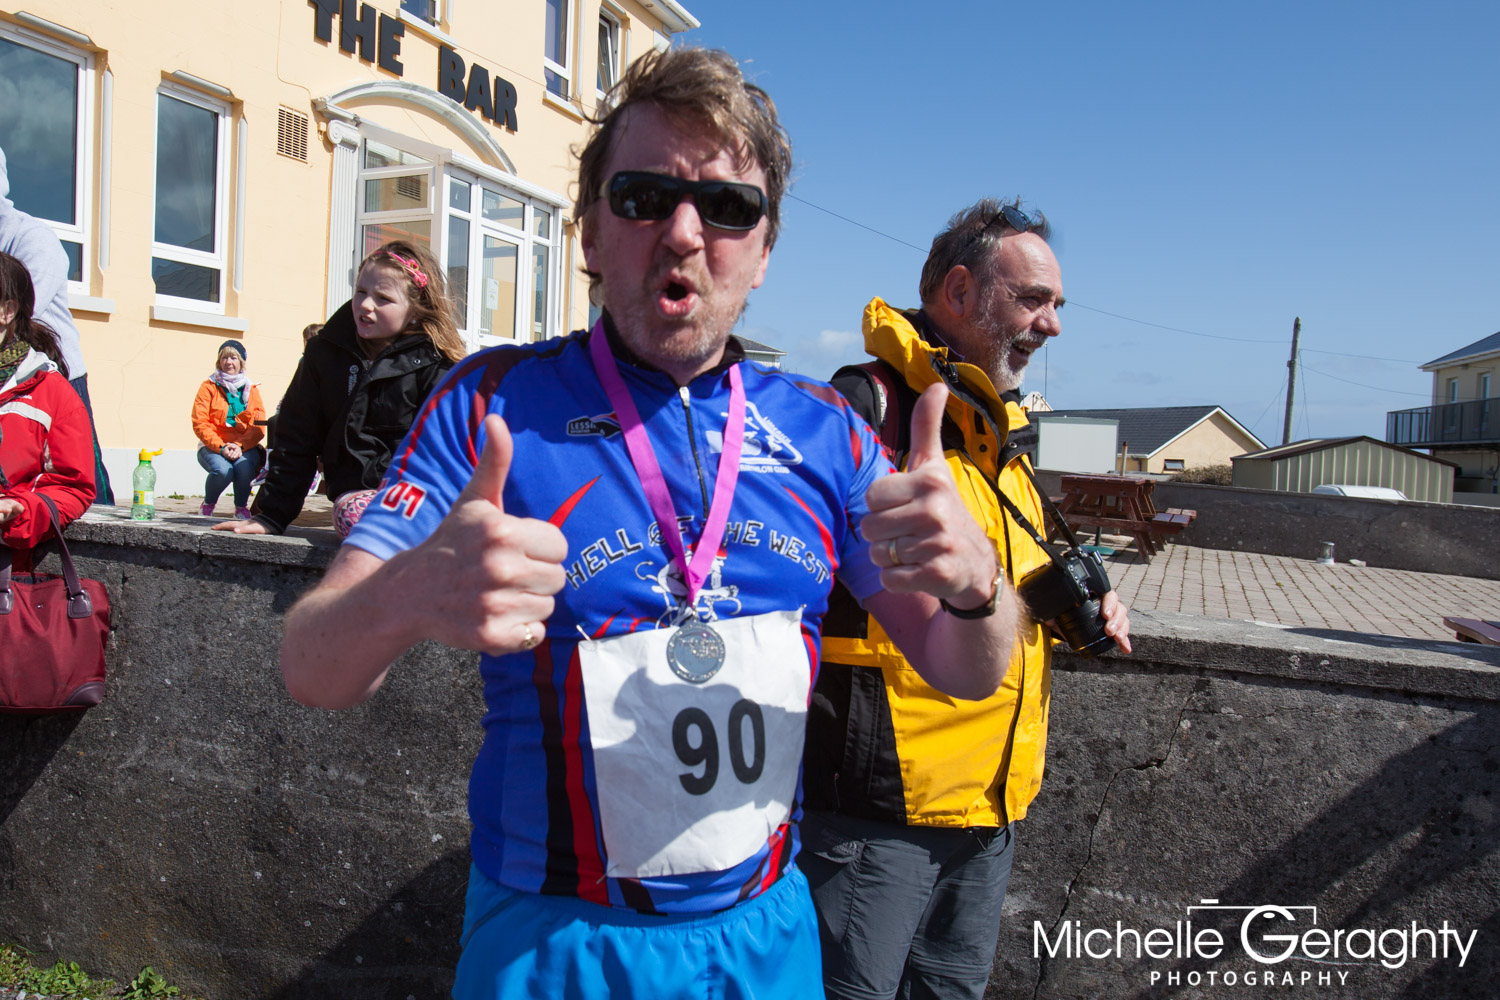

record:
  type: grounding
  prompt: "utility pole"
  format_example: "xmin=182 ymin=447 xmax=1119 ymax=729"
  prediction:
xmin=1282 ymin=317 xmax=1301 ymax=445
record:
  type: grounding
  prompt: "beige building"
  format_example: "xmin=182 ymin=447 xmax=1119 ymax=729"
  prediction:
xmin=1042 ymin=405 xmax=1263 ymax=475
xmin=0 ymin=0 xmax=698 ymax=492
xmin=1386 ymin=330 xmax=1500 ymax=499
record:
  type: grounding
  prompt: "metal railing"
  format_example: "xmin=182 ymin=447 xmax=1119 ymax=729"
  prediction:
xmin=1386 ymin=399 xmax=1499 ymax=447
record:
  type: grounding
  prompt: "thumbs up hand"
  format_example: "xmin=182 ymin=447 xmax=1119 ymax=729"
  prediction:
xmin=863 ymin=384 xmax=999 ymax=607
xmin=400 ymin=413 xmax=568 ymax=655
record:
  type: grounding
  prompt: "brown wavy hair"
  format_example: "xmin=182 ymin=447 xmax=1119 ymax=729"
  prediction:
xmin=0 ymin=251 xmax=67 ymax=377
xmin=575 ymin=47 xmax=793 ymax=303
xmin=357 ymin=240 xmax=466 ymax=362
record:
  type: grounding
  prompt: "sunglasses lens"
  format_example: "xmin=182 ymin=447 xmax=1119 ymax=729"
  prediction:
xmin=1000 ymin=205 xmax=1034 ymax=233
xmin=609 ymin=173 xmax=684 ymax=221
xmin=606 ymin=172 xmax=767 ymax=231
xmin=695 ymin=182 xmax=766 ymax=231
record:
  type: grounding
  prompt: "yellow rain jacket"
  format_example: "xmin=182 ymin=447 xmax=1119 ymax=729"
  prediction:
xmin=805 ymin=298 xmax=1053 ymax=828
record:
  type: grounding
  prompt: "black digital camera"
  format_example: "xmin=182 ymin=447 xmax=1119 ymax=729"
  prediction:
xmin=1018 ymin=548 xmax=1116 ymax=657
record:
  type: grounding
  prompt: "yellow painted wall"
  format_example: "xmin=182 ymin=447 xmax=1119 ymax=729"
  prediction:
xmin=1430 ymin=359 xmax=1498 ymax=405
xmin=1144 ymin=412 xmax=1261 ymax=473
xmin=9 ymin=0 xmax=683 ymax=468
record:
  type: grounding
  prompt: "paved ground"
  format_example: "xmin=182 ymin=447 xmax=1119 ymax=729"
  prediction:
xmin=140 ymin=497 xmax=1500 ymax=644
xmin=1099 ymin=537 xmax=1500 ymax=642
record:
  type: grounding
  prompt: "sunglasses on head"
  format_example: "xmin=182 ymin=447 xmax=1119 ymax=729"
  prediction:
xmin=965 ymin=204 xmax=1042 ymax=248
xmin=606 ymin=171 xmax=768 ymax=232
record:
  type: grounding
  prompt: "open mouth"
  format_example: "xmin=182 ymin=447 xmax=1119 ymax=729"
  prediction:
xmin=656 ymin=276 xmax=698 ymax=318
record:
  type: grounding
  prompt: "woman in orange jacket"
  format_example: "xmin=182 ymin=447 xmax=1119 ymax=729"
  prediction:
xmin=191 ymin=339 xmax=266 ymax=518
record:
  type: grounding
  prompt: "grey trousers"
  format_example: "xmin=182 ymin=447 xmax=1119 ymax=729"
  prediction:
xmin=799 ymin=810 xmax=1016 ymax=1000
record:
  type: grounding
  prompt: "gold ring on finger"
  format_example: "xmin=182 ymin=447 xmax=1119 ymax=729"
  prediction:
xmin=887 ymin=537 xmax=902 ymax=567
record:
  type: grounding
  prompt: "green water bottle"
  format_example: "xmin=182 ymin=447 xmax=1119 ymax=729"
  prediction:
xmin=131 ymin=448 xmax=164 ymax=520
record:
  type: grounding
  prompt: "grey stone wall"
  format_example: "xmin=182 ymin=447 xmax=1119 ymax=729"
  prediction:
xmin=993 ymin=612 xmax=1500 ymax=999
xmin=1033 ymin=472 xmax=1500 ymax=579
xmin=3 ymin=512 xmax=1499 ymax=998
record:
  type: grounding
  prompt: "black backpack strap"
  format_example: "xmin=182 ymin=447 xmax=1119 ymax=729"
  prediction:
xmin=831 ymin=361 xmax=901 ymax=462
xmin=831 ymin=358 xmax=969 ymax=470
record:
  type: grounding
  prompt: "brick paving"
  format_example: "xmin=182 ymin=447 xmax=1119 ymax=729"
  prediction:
xmin=1103 ymin=541 xmax=1500 ymax=642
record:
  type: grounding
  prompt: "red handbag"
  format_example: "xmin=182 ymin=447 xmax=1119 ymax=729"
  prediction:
xmin=0 ymin=494 xmax=110 ymax=713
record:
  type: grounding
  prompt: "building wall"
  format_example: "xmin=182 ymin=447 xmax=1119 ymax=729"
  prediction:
xmin=2 ymin=0 xmax=690 ymax=492
xmin=1232 ymin=439 xmax=1454 ymax=503
xmin=1143 ymin=412 xmax=1260 ymax=474
xmin=1429 ymin=355 xmax=1499 ymax=405
xmin=1032 ymin=416 xmax=1118 ymax=473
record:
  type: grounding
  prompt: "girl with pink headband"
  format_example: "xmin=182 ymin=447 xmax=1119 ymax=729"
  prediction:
xmin=215 ymin=239 xmax=466 ymax=539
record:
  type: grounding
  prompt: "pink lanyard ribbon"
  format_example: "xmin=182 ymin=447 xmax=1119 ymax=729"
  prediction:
xmin=588 ymin=320 xmax=745 ymax=606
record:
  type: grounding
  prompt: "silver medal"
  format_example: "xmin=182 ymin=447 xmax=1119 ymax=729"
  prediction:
xmin=666 ymin=622 xmax=726 ymax=684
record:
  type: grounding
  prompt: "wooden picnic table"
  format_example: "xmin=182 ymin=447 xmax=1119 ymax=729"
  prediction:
xmin=1441 ymin=616 xmax=1500 ymax=645
xmin=1048 ymin=474 xmax=1196 ymax=560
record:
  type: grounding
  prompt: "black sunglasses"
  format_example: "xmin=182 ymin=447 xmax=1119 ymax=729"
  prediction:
xmin=606 ymin=171 xmax=768 ymax=232
xmin=965 ymin=204 xmax=1042 ymax=248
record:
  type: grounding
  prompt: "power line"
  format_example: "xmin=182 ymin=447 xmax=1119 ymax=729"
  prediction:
xmin=1064 ymin=302 xmax=1284 ymax=344
xmin=1300 ymin=359 xmax=1312 ymax=439
xmin=1303 ymin=347 xmax=1422 ymax=364
xmin=1299 ymin=363 xmax=1432 ymax=398
xmin=788 ymin=192 xmax=1426 ymax=365
xmin=1249 ymin=374 xmax=1289 ymax=440
xmin=786 ymin=193 xmax=930 ymax=253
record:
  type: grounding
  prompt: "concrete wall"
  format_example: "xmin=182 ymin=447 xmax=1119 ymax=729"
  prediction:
xmin=1034 ymin=472 xmax=1500 ymax=580
xmin=4 ymin=512 xmax=1500 ymax=998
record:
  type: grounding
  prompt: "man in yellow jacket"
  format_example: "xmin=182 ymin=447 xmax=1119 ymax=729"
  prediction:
xmin=802 ymin=198 xmax=1132 ymax=1000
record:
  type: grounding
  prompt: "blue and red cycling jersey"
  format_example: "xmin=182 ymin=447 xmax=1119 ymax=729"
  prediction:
xmin=345 ymin=322 xmax=891 ymax=914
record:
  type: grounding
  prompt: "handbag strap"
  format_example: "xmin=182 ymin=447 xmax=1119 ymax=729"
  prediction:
xmin=0 ymin=494 xmax=92 ymax=619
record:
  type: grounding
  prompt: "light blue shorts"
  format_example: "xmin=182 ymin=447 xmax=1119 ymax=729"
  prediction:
xmin=453 ymin=864 xmax=823 ymax=999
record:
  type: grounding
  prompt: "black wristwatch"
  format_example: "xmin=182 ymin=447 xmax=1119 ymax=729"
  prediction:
xmin=940 ymin=573 xmax=1002 ymax=619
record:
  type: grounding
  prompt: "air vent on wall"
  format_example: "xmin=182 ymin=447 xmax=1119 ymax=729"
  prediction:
xmin=277 ymin=107 xmax=310 ymax=162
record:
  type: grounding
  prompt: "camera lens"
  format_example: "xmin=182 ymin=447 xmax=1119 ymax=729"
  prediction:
xmin=1054 ymin=598 xmax=1116 ymax=658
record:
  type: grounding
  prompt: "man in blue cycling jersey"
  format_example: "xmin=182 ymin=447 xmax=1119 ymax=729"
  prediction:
xmin=280 ymin=46 xmax=1019 ymax=999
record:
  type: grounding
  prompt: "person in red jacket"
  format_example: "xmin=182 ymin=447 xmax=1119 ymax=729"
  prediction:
xmin=0 ymin=251 xmax=95 ymax=568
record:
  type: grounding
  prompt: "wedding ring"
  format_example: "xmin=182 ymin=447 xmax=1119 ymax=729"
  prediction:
xmin=521 ymin=623 xmax=539 ymax=649
xmin=887 ymin=537 xmax=902 ymax=566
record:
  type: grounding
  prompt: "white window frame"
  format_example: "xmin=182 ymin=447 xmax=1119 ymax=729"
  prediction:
xmin=445 ymin=165 xmax=565 ymax=351
xmin=1481 ymin=373 xmax=1492 ymax=400
xmin=398 ymin=0 xmax=459 ymax=46
xmin=399 ymin=0 xmax=442 ymax=25
xmin=0 ymin=23 xmax=93 ymax=293
xmin=333 ymin=126 xmax=567 ymax=353
xmin=543 ymin=0 xmax=578 ymax=103
xmin=1447 ymin=378 xmax=1459 ymax=404
xmin=597 ymin=5 xmax=624 ymax=103
xmin=151 ymin=81 xmax=231 ymax=313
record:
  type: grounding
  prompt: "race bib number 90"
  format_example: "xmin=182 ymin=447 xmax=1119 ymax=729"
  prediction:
xmin=579 ymin=609 xmax=808 ymax=879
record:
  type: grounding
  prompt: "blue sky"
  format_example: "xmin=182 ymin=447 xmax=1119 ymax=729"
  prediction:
xmin=683 ymin=1 xmax=1500 ymax=443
